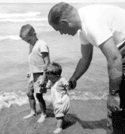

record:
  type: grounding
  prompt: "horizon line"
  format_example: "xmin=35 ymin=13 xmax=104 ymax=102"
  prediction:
xmin=0 ymin=2 xmax=125 ymax=3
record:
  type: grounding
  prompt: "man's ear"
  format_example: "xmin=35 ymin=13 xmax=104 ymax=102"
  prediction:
xmin=60 ymin=19 xmax=69 ymax=26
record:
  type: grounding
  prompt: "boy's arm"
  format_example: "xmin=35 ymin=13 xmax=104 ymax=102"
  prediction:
xmin=42 ymin=52 xmax=50 ymax=72
xmin=62 ymin=78 xmax=70 ymax=91
xmin=40 ymin=52 xmax=50 ymax=85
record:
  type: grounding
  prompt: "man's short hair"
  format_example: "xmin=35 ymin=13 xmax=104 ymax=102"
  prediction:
xmin=46 ymin=62 xmax=62 ymax=76
xmin=20 ymin=24 xmax=35 ymax=38
xmin=48 ymin=2 xmax=73 ymax=25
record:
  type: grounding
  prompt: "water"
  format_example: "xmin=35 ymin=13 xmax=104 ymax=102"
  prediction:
xmin=0 ymin=3 xmax=125 ymax=110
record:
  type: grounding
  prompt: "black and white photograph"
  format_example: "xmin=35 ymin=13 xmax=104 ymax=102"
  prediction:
xmin=0 ymin=0 xmax=125 ymax=134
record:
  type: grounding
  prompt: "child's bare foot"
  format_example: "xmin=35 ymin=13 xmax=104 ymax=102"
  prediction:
xmin=37 ymin=114 xmax=46 ymax=123
xmin=53 ymin=128 xmax=62 ymax=134
xmin=23 ymin=111 xmax=36 ymax=119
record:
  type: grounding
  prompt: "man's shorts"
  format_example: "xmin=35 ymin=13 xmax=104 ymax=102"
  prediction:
xmin=28 ymin=72 xmax=46 ymax=94
xmin=118 ymin=42 xmax=125 ymax=109
xmin=118 ymin=42 xmax=125 ymax=74
xmin=54 ymin=95 xmax=70 ymax=118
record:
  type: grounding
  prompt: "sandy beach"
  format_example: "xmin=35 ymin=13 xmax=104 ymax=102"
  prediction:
xmin=1 ymin=94 xmax=125 ymax=134
xmin=0 ymin=99 xmax=107 ymax=134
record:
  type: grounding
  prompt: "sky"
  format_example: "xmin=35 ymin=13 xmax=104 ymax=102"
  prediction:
xmin=0 ymin=0 xmax=125 ymax=3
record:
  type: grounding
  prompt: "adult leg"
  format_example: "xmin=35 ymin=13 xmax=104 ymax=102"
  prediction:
xmin=23 ymin=81 xmax=36 ymax=119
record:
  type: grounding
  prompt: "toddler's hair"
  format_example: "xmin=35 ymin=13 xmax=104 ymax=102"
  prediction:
xmin=46 ymin=62 xmax=62 ymax=76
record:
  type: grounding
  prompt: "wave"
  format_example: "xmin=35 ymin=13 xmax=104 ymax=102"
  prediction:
xmin=0 ymin=12 xmax=47 ymax=23
xmin=69 ymin=91 xmax=108 ymax=100
xmin=0 ymin=18 xmax=47 ymax=23
xmin=0 ymin=35 xmax=20 ymax=41
xmin=0 ymin=91 xmax=108 ymax=111
xmin=0 ymin=12 xmax=41 ymax=19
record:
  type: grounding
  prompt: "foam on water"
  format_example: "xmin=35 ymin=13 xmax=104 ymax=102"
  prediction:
xmin=69 ymin=91 xmax=108 ymax=100
xmin=0 ymin=35 xmax=20 ymax=41
xmin=0 ymin=91 xmax=28 ymax=111
xmin=0 ymin=12 xmax=41 ymax=19
xmin=0 ymin=12 xmax=47 ymax=23
xmin=0 ymin=90 xmax=108 ymax=111
xmin=0 ymin=18 xmax=47 ymax=23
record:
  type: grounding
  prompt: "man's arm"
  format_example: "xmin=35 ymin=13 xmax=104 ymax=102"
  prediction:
xmin=69 ymin=43 xmax=93 ymax=89
xmin=99 ymin=37 xmax=123 ymax=95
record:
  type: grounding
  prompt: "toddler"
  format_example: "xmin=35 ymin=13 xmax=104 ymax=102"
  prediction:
xmin=46 ymin=62 xmax=70 ymax=134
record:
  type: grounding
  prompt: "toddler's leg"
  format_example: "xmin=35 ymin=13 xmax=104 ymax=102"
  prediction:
xmin=53 ymin=117 xmax=63 ymax=134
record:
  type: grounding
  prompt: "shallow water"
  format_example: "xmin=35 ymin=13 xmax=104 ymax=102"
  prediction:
xmin=0 ymin=3 xmax=125 ymax=110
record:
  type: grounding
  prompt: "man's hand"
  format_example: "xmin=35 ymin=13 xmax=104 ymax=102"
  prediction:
xmin=68 ymin=77 xmax=77 ymax=90
xmin=107 ymin=95 xmax=122 ymax=112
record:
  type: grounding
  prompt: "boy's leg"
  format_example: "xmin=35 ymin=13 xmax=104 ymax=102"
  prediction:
xmin=23 ymin=81 xmax=36 ymax=119
xmin=36 ymin=93 xmax=46 ymax=123
xmin=33 ymin=72 xmax=47 ymax=123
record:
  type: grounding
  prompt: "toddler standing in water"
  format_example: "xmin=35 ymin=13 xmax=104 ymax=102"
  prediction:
xmin=46 ymin=62 xmax=70 ymax=134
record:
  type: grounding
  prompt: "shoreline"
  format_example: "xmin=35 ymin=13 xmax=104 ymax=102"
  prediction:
xmin=1 ymin=97 xmax=125 ymax=134
xmin=0 ymin=99 xmax=107 ymax=134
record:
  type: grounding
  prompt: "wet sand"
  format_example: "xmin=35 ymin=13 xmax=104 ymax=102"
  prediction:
xmin=1 ymin=98 xmax=125 ymax=134
xmin=0 ymin=99 xmax=107 ymax=134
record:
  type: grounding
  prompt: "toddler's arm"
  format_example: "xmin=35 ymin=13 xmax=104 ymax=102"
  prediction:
xmin=46 ymin=80 xmax=52 ymax=89
xmin=64 ymin=83 xmax=69 ymax=91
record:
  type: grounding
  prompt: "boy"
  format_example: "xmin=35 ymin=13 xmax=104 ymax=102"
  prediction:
xmin=20 ymin=24 xmax=50 ymax=123
xmin=46 ymin=62 xmax=70 ymax=134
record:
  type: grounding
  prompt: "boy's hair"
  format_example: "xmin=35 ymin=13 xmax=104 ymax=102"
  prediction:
xmin=48 ymin=2 xmax=73 ymax=25
xmin=46 ymin=62 xmax=62 ymax=76
xmin=20 ymin=24 xmax=35 ymax=38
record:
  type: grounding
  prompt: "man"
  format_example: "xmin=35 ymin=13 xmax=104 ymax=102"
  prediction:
xmin=20 ymin=24 xmax=50 ymax=123
xmin=48 ymin=2 xmax=125 ymax=134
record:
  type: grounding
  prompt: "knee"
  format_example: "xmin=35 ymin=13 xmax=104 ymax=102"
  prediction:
xmin=27 ymin=91 xmax=34 ymax=99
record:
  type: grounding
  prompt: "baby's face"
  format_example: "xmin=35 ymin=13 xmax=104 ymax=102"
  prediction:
xmin=47 ymin=73 xmax=59 ymax=83
xmin=47 ymin=74 xmax=55 ymax=81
